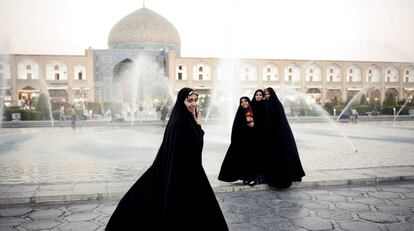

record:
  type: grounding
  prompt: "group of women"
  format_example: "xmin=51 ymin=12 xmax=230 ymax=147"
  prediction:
xmin=218 ymin=87 xmax=305 ymax=188
xmin=106 ymin=87 xmax=305 ymax=230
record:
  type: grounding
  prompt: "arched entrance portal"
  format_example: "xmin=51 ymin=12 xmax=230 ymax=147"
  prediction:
xmin=112 ymin=57 xmax=171 ymax=117
xmin=306 ymin=88 xmax=322 ymax=104
xmin=113 ymin=59 xmax=134 ymax=102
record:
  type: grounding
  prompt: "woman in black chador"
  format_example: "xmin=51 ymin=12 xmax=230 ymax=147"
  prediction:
xmin=106 ymin=88 xmax=228 ymax=230
xmin=218 ymin=96 xmax=257 ymax=186
xmin=264 ymin=87 xmax=305 ymax=188
xmin=250 ymin=89 xmax=268 ymax=184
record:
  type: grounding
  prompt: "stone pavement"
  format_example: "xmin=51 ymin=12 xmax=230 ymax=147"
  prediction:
xmin=1 ymin=181 xmax=414 ymax=231
xmin=0 ymin=165 xmax=413 ymax=206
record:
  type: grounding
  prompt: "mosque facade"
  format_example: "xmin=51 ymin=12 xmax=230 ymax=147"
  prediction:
xmin=1 ymin=7 xmax=413 ymax=109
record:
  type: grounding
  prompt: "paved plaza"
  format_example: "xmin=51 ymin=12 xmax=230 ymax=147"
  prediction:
xmin=0 ymin=120 xmax=413 ymax=230
xmin=0 ymin=181 xmax=413 ymax=231
xmin=0 ymin=121 xmax=413 ymax=184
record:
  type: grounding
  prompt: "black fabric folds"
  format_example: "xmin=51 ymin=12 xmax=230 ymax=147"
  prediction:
xmin=250 ymin=89 xmax=267 ymax=163
xmin=218 ymin=97 xmax=257 ymax=182
xmin=106 ymin=87 xmax=228 ymax=230
xmin=264 ymin=87 xmax=305 ymax=188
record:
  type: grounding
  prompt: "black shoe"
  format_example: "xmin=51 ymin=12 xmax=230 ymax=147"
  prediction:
xmin=248 ymin=180 xmax=256 ymax=187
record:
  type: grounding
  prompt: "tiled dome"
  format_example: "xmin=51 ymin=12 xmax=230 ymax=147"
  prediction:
xmin=108 ymin=7 xmax=181 ymax=52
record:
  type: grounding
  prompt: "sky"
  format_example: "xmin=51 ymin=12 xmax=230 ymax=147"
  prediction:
xmin=1 ymin=0 xmax=413 ymax=62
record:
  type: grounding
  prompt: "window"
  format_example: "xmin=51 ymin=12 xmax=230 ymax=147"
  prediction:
xmin=330 ymin=68 xmax=333 ymax=73
xmin=349 ymin=69 xmax=353 ymax=74
xmin=27 ymin=73 xmax=32 ymax=79
xmin=179 ymin=65 xmax=182 ymax=70
xmin=199 ymin=74 xmax=202 ymax=80
xmin=387 ymin=70 xmax=391 ymax=74
xmin=267 ymin=67 xmax=271 ymax=72
xmin=26 ymin=65 xmax=31 ymax=70
xmin=310 ymin=69 xmax=313 ymax=74
xmin=288 ymin=75 xmax=292 ymax=82
xmin=329 ymin=75 xmax=333 ymax=82
xmin=288 ymin=68 xmax=292 ymax=73
xmin=407 ymin=70 xmax=410 ymax=75
xmin=309 ymin=76 xmax=313 ymax=82
xmin=267 ymin=75 xmax=270 ymax=80
xmin=245 ymin=67 xmax=249 ymax=72
xmin=55 ymin=73 xmax=60 ymax=80
xmin=199 ymin=67 xmax=203 ymax=72
xmin=349 ymin=76 xmax=352 ymax=82
xmin=368 ymin=76 xmax=372 ymax=82
xmin=369 ymin=69 xmax=372 ymax=74
xmin=78 ymin=72 xmax=83 ymax=80
xmin=178 ymin=72 xmax=183 ymax=80
xmin=54 ymin=64 xmax=59 ymax=71
xmin=406 ymin=77 xmax=409 ymax=82
xmin=387 ymin=77 xmax=390 ymax=82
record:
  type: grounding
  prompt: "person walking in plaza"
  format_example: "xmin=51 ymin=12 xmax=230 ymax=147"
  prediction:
xmin=59 ymin=104 xmax=65 ymax=121
xmin=70 ymin=104 xmax=77 ymax=128
xmin=218 ymin=96 xmax=257 ymax=186
xmin=263 ymin=87 xmax=305 ymax=188
xmin=106 ymin=88 xmax=228 ymax=230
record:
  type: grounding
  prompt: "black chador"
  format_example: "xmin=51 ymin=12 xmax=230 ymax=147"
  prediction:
xmin=264 ymin=87 xmax=305 ymax=188
xmin=218 ymin=96 xmax=257 ymax=184
xmin=106 ymin=88 xmax=228 ymax=230
xmin=250 ymin=89 xmax=268 ymax=183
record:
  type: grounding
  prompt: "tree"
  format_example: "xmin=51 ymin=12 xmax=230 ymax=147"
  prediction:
xmin=360 ymin=94 xmax=368 ymax=105
xmin=333 ymin=96 xmax=341 ymax=108
xmin=35 ymin=93 xmax=50 ymax=120
xmin=384 ymin=93 xmax=397 ymax=107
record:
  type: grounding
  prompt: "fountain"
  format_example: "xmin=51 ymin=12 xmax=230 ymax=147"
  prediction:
xmin=0 ymin=54 xmax=10 ymax=126
xmin=38 ymin=77 xmax=55 ymax=128
xmin=98 ymin=89 xmax=105 ymax=119
xmin=206 ymin=58 xmax=242 ymax=129
xmin=282 ymin=88 xmax=359 ymax=153
xmin=336 ymin=89 xmax=368 ymax=121
xmin=393 ymin=93 xmax=414 ymax=122
xmin=114 ymin=54 xmax=173 ymax=126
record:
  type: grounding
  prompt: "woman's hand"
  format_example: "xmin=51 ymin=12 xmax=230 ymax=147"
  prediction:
xmin=193 ymin=110 xmax=201 ymax=125
xmin=247 ymin=121 xmax=254 ymax=127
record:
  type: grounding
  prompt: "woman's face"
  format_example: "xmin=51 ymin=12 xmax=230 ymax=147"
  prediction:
xmin=255 ymin=91 xmax=263 ymax=101
xmin=264 ymin=89 xmax=270 ymax=100
xmin=240 ymin=98 xmax=249 ymax=109
xmin=184 ymin=93 xmax=198 ymax=113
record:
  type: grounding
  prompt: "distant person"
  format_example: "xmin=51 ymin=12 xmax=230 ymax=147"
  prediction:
xmin=70 ymin=105 xmax=77 ymax=127
xmin=351 ymin=109 xmax=359 ymax=123
xmin=160 ymin=103 xmax=169 ymax=121
xmin=218 ymin=96 xmax=257 ymax=186
xmin=106 ymin=88 xmax=228 ymax=230
xmin=59 ymin=104 xmax=65 ymax=121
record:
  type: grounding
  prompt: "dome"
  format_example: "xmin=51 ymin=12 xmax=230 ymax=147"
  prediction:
xmin=108 ymin=7 xmax=181 ymax=53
